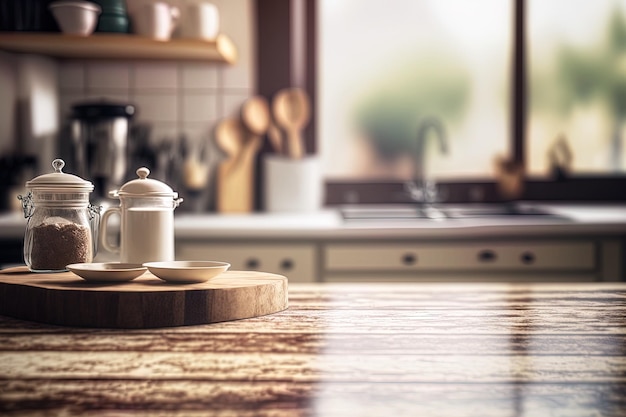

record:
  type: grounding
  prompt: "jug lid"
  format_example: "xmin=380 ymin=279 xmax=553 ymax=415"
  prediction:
xmin=26 ymin=159 xmax=94 ymax=191
xmin=114 ymin=167 xmax=178 ymax=198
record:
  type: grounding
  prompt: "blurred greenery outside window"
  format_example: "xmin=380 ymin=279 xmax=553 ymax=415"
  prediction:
xmin=319 ymin=0 xmax=626 ymax=184
xmin=528 ymin=0 xmax=626 ymax=176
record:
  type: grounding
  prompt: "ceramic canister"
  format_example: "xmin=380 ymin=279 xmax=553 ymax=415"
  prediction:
xmin=99 ymin=167 xmax=183 ymax=264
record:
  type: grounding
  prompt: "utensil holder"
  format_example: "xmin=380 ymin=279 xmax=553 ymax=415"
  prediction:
xmin=263 ymin=155 xmax=322 ymax=212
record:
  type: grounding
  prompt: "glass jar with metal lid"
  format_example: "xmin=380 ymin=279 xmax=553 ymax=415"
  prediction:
xmin=18 ymin=159 xmax=101 ymax=272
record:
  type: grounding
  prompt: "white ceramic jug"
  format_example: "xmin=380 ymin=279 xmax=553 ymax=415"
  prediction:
xmin=181 ymin=2 xmax=219 ymax=40
xmin=100 ymin=167 xmax=183 ymax=264
xmin=132 ymin=2 xmax=180 ymax=41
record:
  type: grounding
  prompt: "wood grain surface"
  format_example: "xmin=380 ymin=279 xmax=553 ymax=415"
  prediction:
xmin=0 ymin=282 xmax=625 ymax=416
xmin=0 ymin=33 xmax=238 ymax=63
xmin=0 ymin=269 xmax=287 ymax=328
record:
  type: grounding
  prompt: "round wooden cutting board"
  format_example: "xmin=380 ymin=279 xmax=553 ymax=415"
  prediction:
xmin=0 ymin=267 xmax=288 ymax=328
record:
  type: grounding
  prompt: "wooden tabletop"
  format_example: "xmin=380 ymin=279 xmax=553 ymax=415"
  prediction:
xmin=1 ymin=282 xmax=625 ymax=416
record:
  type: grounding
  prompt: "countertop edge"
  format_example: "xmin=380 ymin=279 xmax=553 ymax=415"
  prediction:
xmin=1 ymin=204 xmax=626 ymax=240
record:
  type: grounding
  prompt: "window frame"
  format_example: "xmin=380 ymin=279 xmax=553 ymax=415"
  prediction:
xmin=255 ymin=0 xmax=626 ymax=205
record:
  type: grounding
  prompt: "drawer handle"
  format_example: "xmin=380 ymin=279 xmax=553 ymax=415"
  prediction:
xmin=402 ymin=253 xmax=417 ymax=265
xmin=245 ymin=258 xmax=260 ymax=269
xmin=521 ymin=251 xmax=535 ymax=265
xmin=478 ymin=250 xmax=497 ymax=262
xmin=280 ymin=259 xmax=294 ymax=270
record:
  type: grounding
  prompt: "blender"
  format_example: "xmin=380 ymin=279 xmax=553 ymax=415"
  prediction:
xmin=69 ymin=100 xmax=135 ymax=202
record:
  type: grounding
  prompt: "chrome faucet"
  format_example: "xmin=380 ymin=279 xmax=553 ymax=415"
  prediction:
xmin=405 ymin=117 xmax=448 ymax=214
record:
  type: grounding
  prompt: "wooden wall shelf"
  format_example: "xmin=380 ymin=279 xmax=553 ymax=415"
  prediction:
xmin=0 ymin=33 xmax=237 ymax=64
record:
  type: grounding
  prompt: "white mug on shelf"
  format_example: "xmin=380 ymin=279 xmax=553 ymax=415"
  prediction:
xmin=132 ymin=2 xmax=180 ymax=41
xmin=181 ymin=2 xmax=219 ymax=40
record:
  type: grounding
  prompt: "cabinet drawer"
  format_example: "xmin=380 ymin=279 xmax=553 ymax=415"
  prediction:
xmin=325 ymin=241 xmax=596 ymax=272
xmin=177 ymin=243 xmax=317 ymax=282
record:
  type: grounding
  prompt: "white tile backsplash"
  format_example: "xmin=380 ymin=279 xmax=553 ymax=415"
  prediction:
xmin=134 ymin=62 xmax=179 ymax=90
xmin=221 ymin=91 xmax=252 ymax=119
xmin=134 ymin=93 xmax=179 ymax=123
xmin=58 ymin=62 xmax=85 ymax=91
xmin=58 ymin=93 xmax=85 ymax=119
xmin=86 ymin=61 xmax=131 ymax=91
xmin=181 ymin=63 xmax=219 ymax=90
xmin=84 ymin=92 xmax=131 ymax=104
xmin=183 ymin=121 xmax=211 ymax=137
xmin=218 ymin=0 xmax=253 ymax=89
xmin=148 ymin=123 xmax=180 ymax=145
xmin=181 ymin=94 xmax=218 ymax=124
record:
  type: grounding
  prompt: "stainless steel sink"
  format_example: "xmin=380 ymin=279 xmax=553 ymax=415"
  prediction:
xmin=340 ymin=204 xmax=570 ymax=221
xmin=442 ymin=204 xmax=562 ymax=218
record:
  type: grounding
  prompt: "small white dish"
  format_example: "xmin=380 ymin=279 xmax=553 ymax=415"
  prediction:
xmin=143 ymin=261 xmax=230 ymax=283
xmin=67 ymin=263 xmax=147 ymax=282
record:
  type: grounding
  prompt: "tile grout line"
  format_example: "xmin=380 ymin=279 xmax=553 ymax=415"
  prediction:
xmin=217 ymin=65 xmax=224 ymax=119
xmin=81 ymin=62 xmax=87 ymax=98
xmin=177 ymin=62 xmax=183 ymax=139
xmin=83 ymin=61 xmax=91 ymax=96
xmin=129 ymin=62 xmax=136 ymax=102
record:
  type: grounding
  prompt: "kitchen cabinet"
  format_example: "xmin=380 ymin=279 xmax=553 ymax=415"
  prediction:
xmin=176 ymin=237 xmax=618 ymax=283
xmin=0 ymin=33 xmax=237 ymax=63
xmin=325 ymin=241 xmax=596 ymax=271
xmin=171 ymin=204 xmax=626 ymax=283
xmin=177 ymin=242 xmax=318 ymax=283
xmin=323 ymin=239 xmax=609 ymax=282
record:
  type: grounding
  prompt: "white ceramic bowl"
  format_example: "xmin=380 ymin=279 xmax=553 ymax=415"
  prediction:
xmin=67 ymin=263 xmax=147 ymax=282
xmin=144 ymin=261 xmax=230 ymax=283
xmin=49 ymin=1 xmax=101 ymax=36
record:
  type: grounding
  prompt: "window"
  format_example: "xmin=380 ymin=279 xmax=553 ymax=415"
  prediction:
xmin=319 ymin=0 xmax=512 ymax=181
xmin=256 ymin=0 xmax=626 ymax=204
xmin=528 ymin=0 xmax=626 ymax=176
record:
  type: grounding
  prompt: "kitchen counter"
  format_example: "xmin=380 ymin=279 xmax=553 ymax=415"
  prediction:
xmin=2 ymin=203 xmax=626 ymax=240
xmin=1 ymin=282 xmax=625 ymax=416
xmin=2 ymin=204 xmax=625 ymax=282
xmin=174 ymin=203 xmax=626 ymax=239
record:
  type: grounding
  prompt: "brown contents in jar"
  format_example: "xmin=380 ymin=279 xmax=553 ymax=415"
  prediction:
xmin=30 ymin=222 xmax=91 ymax=271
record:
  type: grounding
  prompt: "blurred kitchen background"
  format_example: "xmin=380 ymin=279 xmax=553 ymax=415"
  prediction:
xmin=0 ymin=0 xmax=253 ymax=212
xmin=2 ymin=0 xmax=626 ymax=212
xmin=3 ymin=0 xmax=626 ymax=283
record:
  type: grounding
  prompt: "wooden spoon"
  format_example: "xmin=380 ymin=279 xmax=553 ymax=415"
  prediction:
xmin=266 ymin=122 xmax=283 ymax=155
xmin=272 ymin=88 xmax=310 ymax=159
xmin=215 ymin=118 xmax=246 ymax=168
xmin=241 ymin=96 xmax=270 ymax=138
xmin=242 ymin=95 xmax=284 ymax=155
